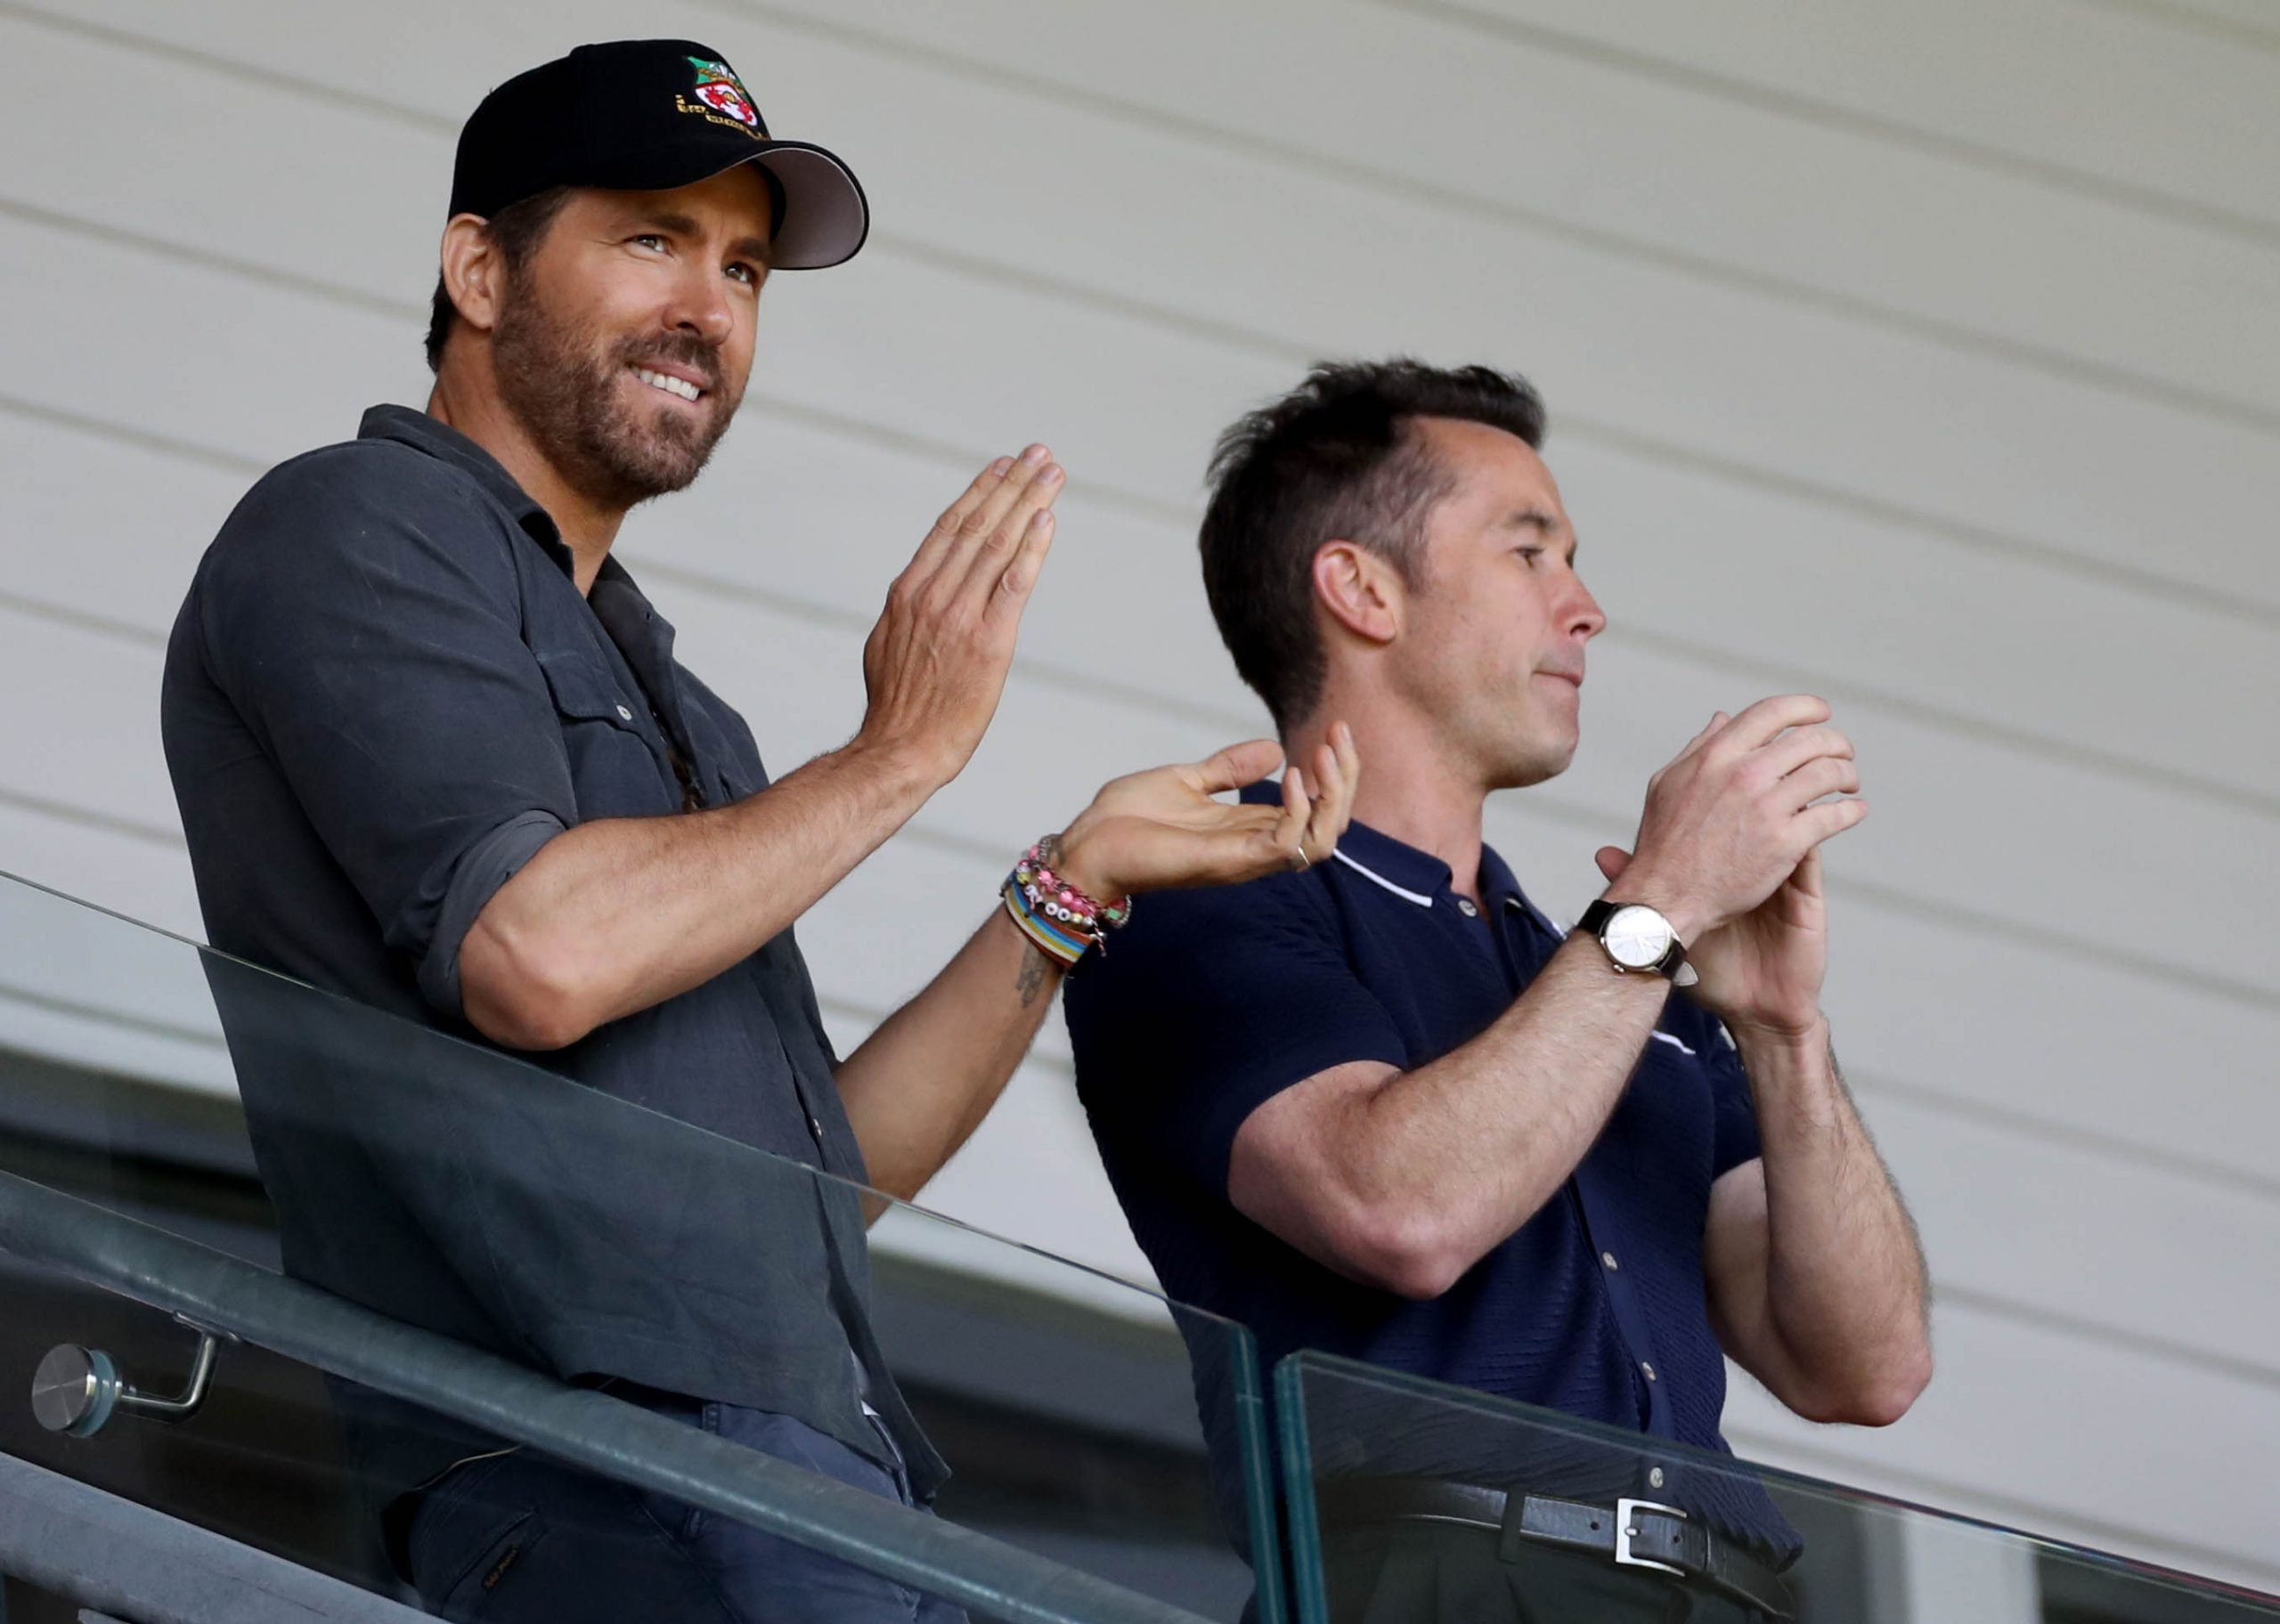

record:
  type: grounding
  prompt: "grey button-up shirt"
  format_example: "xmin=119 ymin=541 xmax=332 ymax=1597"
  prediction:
xmin=162 ymin=404 xmax=942 ymax=1507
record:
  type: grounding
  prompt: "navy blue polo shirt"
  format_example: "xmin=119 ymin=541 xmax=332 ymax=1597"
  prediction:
xmin=1063 ymin=784 xmax=1793 ymax=1553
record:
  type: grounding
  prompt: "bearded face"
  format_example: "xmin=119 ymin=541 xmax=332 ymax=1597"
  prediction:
xmin=490 ymin=270 xmax=743 ymax=511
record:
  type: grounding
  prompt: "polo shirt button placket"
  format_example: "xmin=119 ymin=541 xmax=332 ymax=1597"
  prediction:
xmin=1454 ymin=897 xmax=1478 ymax=918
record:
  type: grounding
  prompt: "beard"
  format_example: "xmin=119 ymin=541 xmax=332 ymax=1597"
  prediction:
xmin=490 ymin=279 xmax=738 ymax=512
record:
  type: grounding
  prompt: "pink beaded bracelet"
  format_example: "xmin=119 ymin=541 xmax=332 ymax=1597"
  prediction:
xmin=1006 ymin=835 xmax=1132 ymax=962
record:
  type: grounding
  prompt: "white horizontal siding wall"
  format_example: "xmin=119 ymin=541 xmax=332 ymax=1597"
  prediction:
xmin=0 ymin=0 xmax=2273 ymax=1592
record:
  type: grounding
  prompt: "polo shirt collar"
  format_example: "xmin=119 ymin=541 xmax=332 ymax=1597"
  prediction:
xmin=1238 ymin=778 xmax=1529 ymax=910
xmin=358 ymin=403 xmax=570 ymax=571
xmin=1331 ymin=816 xmax=1451 ymax=905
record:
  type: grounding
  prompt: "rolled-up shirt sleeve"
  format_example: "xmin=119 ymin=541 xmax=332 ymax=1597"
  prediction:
xmin=194 ymin=448 xmax=574 ymax=1019
xmin=418 ymin=808 xmax=566 ymax=1015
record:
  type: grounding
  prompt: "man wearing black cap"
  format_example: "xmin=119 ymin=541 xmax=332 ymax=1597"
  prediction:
xmin=161 ymin=39 xmax=1356 ymax=1623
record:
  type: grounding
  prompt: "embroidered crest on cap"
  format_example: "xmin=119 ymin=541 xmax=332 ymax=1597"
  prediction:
xmin=685 ymin=56 xmax=761 ymax=130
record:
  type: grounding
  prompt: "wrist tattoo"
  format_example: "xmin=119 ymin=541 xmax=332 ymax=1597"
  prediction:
xmin=1015 ymin=947 xmax=1052 ymax=1008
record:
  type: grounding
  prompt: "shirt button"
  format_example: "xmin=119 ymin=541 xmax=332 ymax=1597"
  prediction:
xmin=807 ymin=1114 xmax=825 ymax=1141
xmin=1641 ymin=1361 xmax=1657 ymax=1383
xmin=1649 ymin=1467 xmax=1665 ymax=1490
xmin=615 ymin=704 xmax=633 ymax=721
xmin=1601 ymin=1251 xmax=1620 ymax=1271
xmin=1455 ymin=898 xmax=1478 ymax=917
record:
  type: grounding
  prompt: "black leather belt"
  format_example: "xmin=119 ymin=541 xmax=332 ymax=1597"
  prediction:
xmin=1315 ymin=1477 xmax=1793 ymax=1620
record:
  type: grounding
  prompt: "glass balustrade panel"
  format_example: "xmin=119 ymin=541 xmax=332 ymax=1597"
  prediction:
xmin=0 ymin=871 xmax=1278 ymax=1623
xmin=1273 ymin=1349 xmax=2280 ymax=1624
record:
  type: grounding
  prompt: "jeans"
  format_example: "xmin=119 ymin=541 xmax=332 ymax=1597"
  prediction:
xmin=403 ymin=1390 xmax=966 ymax=1624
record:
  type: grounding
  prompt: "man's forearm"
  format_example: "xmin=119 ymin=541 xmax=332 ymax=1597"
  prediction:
xmin=1368 ymin=940 xmax=1673 ymax=1263
xmin=1243 ymin=934 xmax=1676 ymax=1295
xmin=835 ymin=909 xmax=1063 ymax=1206
xmin=460 ymin=739 xmax=934 ymax=1050
xmin=1736 ymin=1019 xmax=1932 ymax=1418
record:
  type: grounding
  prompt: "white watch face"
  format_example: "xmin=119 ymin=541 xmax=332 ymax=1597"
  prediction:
xmin=1603 ymin=905 xmax=1674 ymax=970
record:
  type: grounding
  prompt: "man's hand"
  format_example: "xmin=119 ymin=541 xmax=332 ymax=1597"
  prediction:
xmin=1600 ymin=695 xmax=1864 ymax=1032
xmin=856 ymin=447 xmax=1063 ymax=790
xmin=1598 ymin=844 xmax=1834 ymax=1039
xmin=835 ymin=726 xmax=1356 ymax=1206
xmin=1055 ymin=725 xmax=1360 ymax=901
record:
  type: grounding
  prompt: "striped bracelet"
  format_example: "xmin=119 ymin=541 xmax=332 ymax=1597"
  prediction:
xmin=1001 ymin=836 xmax=1132 ymax=968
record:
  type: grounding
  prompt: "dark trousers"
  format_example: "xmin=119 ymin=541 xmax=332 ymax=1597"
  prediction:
xmin=1323 ymin=1517 xmax=1763 ymax=1624
xmin=403 ymin=1392 xmax=965 ymax=1624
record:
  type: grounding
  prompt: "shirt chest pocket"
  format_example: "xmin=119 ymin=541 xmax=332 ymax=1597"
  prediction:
xmin=535 ymin=652 xmax=679 ymax=821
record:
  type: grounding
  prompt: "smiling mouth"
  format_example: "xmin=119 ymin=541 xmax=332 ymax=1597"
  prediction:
xmin=631 ymin=366 xmax=705 ymax=404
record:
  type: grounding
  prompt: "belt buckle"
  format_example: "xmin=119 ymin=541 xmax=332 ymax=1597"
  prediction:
xmin=1613 ymin=1498 xmax=1687 ymax=1577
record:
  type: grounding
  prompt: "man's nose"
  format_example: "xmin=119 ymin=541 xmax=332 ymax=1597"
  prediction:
xmin=1567 ymin=577 xmax=1608 ymax=640
xmin=665 ymin=264 xmax=734 ymax=345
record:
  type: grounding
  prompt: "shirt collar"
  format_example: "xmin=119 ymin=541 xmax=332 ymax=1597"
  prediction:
xmin=1236 ymin=779 xmax=1527 ymax=910
xmin=358 ymin=403 xmax=571 ymax=572
xmin=589 ymin=554 xmax=680 ymax=673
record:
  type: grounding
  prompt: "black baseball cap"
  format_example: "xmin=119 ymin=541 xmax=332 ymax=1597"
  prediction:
xmin=449 ymin=39 xmax=867 ymax=270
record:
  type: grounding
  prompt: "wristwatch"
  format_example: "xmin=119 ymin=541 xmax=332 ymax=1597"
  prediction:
xmin=1576 ymin=898 xmax=1689 ymax=979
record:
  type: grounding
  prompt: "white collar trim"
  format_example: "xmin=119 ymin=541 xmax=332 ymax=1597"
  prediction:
xmin=1332 ymin=849 xmax=1436 ymax=907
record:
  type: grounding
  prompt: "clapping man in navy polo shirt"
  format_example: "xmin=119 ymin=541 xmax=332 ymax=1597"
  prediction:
xmin=1064 ymin=361 xmax=1933 ymax=1622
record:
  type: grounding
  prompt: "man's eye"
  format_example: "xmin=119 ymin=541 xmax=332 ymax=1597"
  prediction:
xmin=1516 ymin=547 xmax=1544 ymax=567
xmin=727 ymin=263 xmax=759 ymax=287
xmin=631 ymin=234 xmax=667 ymax=251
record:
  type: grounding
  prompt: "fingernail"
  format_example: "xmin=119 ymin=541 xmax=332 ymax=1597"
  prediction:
xmin=989 ymin=457 xmax=1013 ymax=475
xmin=1038 ymin=465 xmax=1063 ymax=486
xmin=1020 ymin=443 xmax=1050 ymax=466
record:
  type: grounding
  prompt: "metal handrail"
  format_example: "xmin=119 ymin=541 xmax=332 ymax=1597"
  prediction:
xmin=0 ymin=1170 xmax=1212 ymax=1624
xmin=0 ymin=1449 xmax=428 ymax=1623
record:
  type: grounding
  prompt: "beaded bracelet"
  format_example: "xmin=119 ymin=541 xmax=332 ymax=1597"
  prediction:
xmin=1001 ymin=835 xmax=1133 ymax=968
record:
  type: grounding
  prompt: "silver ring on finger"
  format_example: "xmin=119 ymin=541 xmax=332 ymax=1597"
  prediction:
xmin=1290 ymin=846 xmax=1311 ymax=873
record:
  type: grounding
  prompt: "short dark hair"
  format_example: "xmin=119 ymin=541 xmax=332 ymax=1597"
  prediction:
xmin=1198 ymin=359 xmax=1547 ymax=731
xmin=424 ymin=187 xmax=574 ymax=373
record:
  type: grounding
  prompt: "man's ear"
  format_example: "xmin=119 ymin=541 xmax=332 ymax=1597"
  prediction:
xmin=1311 ymin=540 xmax=1405 ymax=646
xmin=438 ymin=214 xmax=507 ymax=339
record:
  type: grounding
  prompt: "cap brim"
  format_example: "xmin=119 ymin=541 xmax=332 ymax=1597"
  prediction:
xmin=706 ymin=141 xmax=868 ymax=271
